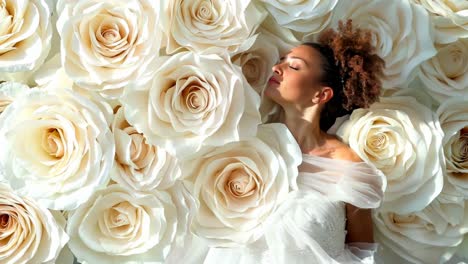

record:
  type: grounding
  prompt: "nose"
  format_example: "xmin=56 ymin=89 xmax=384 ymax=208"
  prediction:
xmin=272 ymin=63 xmax=282 ymax=75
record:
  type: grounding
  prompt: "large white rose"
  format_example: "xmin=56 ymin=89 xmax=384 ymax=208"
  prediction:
xmin=257 ymin=0 xmax=338 ymax=36
xmin=184 ymin=123 xmax=302 ymax=246
xmin=331 ymin=0 xmax=437 ymax=88
xmin=336 ymin=96 xmax=444 ymax=214
xmin=0 ymin=81 xmax=28 ymax=114
xmin=67 ymin=183 xmax=195 ymax=264
xmin=0 ymin=87 xmax=114 ymax=210
xmin=56 ymin=0 xmax=162 ymax=99
xmin=412 ymin=0 xmax=468 ymax=44
xmin=0 ymin=0 xmax=52 ymax=74
xmin=231 ymin=31 xmax=292 ymax=94
xmin=121 ymin=51 xmax=261 ymax=158
xmin=160 ymin=0 xmax=266 ymax=54
xmin=112 ymin=107 xmax=181 ymax=191
xmin=437 ymin=96 xmax=468 ymax=196
xmin=374 ymin=184 xmax=468 ymax=264
xmin=419 ymin=39 xmax=468 ymax=102
xmin=0 ymin=183 xmax=68 ymax=264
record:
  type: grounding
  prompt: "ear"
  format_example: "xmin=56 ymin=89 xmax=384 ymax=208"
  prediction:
xmin=312 ymin=87 xmax=334 ymax=104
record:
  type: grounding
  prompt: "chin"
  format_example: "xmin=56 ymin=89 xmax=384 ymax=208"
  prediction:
xmin=264 ymin=84 xmax=281 ymax=101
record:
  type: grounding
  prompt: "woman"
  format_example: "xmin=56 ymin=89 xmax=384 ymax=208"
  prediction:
xmin=203 ymin=20 xmax=386 ymax=264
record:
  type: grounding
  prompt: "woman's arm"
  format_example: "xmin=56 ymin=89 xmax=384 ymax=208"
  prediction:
xmin=345 ymin=203 xmax=374 ymax=243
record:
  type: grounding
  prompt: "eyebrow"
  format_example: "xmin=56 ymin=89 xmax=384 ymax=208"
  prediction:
xmin=281 ymin=55 xmax=309 ymax=67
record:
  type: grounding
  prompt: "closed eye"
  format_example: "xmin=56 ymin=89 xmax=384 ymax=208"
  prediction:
xmin=289 ymin=66 xmax=299 ymax=70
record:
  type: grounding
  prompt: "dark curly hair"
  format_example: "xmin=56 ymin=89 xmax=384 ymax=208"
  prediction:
xmin=304 ymin=19 xmax=385 ymax=131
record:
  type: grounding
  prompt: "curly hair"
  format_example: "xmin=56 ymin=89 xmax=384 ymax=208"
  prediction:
xmin=304 ymin=19 xmax=385 ymax=131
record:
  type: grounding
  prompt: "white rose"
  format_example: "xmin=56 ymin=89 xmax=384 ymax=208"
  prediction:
xmin=331 ymin=0 xmax=437 ymax=88
xmin=0 ymin=81 xmax=28 ymax=114
xmin=67 ymin=183 xmax=194 ymax=264
xmin=258 ymin=0 xmax=338 ymax=36
xmin=437 ymin=96 xmax=468 ymax=196
xmin=0 ymin=183 xmax=68 ymax=264
xmin=336 ymin=96 xmax=444 ymax=214
xmin=419 ymin=39 xmax=468 ymax=102
xmin=184 ymin=123 xmax=302 ymax=246
xmin=231 ymin=32 xmax=292 ymax=94
xmin=56 ymin=0 xmax=162 ymax=99
xmin=121 ymin=51 xmax=261 ymax=158
xmin=0 ymin=87 xmax=114 ymax=210
xmin=160 ymin=0 xmax=267 ymax=54
xmin=412 ymin=0 xmax=468 ymax=44
xmin=0 ymin=0 xmax=52 ymax=74
xmin=374 ymin=184 xmax=468 ymax=264
xmin=112 ymin=107 xmax=181 ymax=191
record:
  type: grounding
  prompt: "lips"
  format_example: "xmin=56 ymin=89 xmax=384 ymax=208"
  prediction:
xmin=268 ymin=76 xmax=280 ymax=85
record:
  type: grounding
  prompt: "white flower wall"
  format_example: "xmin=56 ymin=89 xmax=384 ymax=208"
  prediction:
xmin=0 ymin=0 xmax=467 ymax=263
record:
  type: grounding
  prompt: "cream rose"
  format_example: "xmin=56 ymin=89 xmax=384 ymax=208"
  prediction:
xmin=121 ymin=51 xmax=261 ymax=158
xmin=231 ymin=31 xmax=293 ymax=94
xmin=336 ymin=96 xmax=444 ymax=214
xmin=160 ymin=0 xmax=266 ymax=54
xmin=412 ymin=0 xmax=468 ymax=44
xmin=184 ymin=123 xmax=302 ymax=246
xmin=419 ymin=39 xmax=468 ymax=102
xmin=331 ymin=0 xmax=437 ymax=88
xmin=374 ymin=184 xmax=468 ymax=264
xmin=56 ymin=0 xmax=162 ymax=98
xmin=0 ymin=87 xmax=114 ymax=210
xmin=437 ymin=96 xmax=468 ymax=196
xmin=0 ymin=0 xmax=52 ymax=75
xmin=0 ymin=81 xmax=28 ymax=114
xmin=112 ymin=107 xmax=181 ymax=191
xmin=67 ymin=183 xmax=195 ymax=264
xmin=0 ymin=183 xmax=68 ymax=264
xmin=258 ymin=0 xmax=338 ymax=36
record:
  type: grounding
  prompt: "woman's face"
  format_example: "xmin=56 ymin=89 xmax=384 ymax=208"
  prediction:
xmin=265 ymin=45 xmax=325 ymax=107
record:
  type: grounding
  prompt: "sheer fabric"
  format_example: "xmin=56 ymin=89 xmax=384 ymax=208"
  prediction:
xmin=202 ymin=154 xmax=386 ymax=264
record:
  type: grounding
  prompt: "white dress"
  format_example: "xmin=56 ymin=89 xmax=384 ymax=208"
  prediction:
xmin=202 ymin=154 xmax=386 ymax=264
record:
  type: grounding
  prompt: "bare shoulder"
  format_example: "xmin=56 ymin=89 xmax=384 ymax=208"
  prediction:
xmin=327 ymin=137 xmax=363 ymax=163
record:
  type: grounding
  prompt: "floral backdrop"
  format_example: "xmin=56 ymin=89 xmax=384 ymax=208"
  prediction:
xmin=0 ymin=0 xmax=467 ymax=263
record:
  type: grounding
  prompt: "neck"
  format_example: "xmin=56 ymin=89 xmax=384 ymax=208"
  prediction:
xmin=279 ymin=105 xmax=328 ymax=153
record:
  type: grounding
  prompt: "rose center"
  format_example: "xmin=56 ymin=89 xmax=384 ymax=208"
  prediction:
xmin=42 ymin=128 xmax=65 ymax=159
xmin=227 ymin=169 xmax=257 ymax=197
xmin=128 ymin=132 xmax=153 ymax=169
xmin=243 ymin=58 xmax=261 ymax=84
xmin=183 ymin=86 xmax=208 ymax=113
xmin=0 ymin=214 xmax=9 ymax=228
xmin=452 ymin=131 xmax=468 ymax=164
xmin=438 ymin=44 xmax=466 ymax=78
xmin=0 ymin=209 xmax=16 ymax=238
xmin=196 ymin=1 xmax=215 ymax=23
xmin=93 ymin=17 xmax=130 ymax=58
xmin=369 ymin=133 xmax=387 ymax=150
xmin=109 ymin=202 xmax=134 ymax=228
xmin=102 ymin=28 xmax=120 ymax=42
